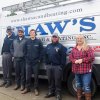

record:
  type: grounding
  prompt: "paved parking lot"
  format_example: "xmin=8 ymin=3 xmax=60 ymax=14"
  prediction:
xmin=0 ymin=79 xmax=100 ymax=100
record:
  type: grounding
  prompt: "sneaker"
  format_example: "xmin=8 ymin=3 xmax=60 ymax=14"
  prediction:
xmin=20 ymin=85 xmax=25 ymax=91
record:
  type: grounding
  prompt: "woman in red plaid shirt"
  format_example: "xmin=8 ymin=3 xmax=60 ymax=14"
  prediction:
xmin=69 ymin=34 xmax=94 ymax=100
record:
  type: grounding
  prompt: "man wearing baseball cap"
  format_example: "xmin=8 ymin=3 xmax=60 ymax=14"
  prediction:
xmin=44 ymin=33 xmax=66 ymax=100
xmin=10 ymin=27 xmax=27 ymax=91
xmin=0 ymin=26 xmax=15 ymax=88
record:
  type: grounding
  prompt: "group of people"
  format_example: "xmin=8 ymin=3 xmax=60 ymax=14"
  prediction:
xmin=0 ymin=26 xmax=95 ymax=100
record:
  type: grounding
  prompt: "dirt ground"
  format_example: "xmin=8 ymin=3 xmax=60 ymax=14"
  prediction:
xmin=0 ymin=79 xmax=100 ymax=100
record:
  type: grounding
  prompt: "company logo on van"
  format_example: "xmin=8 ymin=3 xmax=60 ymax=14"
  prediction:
xmin=16 ymin=16 xmax=96 ymax=36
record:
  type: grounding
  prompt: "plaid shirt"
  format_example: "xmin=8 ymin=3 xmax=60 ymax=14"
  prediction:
xmin=69 ymin=46 xmax=95 ymax=74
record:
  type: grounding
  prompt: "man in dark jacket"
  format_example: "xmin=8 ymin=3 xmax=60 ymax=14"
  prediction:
xmin=22 ymin=29 xmax=43 ymax=96
xmin=44 ymin=33 xmax=66 ymax=100
xmin=0 ymin=26 xmax=15 ymax=88
xmin=10 ymin=27 xmax=27 ymax=91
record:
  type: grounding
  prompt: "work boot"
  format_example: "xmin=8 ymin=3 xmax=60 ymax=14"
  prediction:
xmin=34 ymin=89 xmax=39 ymax=96
xmin=85 ymin=93 xmax=91 ymax=100
xmin=0 ymin=81 xmax=7 ymax=87
xmin=14 ymin=85 xmax=20 ymax=90
xmin=21 ymin=88 xmax=30 ymax=94
xmin=20 ymin=85 xmax=25 ymax=91
xmin=77 ymin=89 xmax=82 ymax=100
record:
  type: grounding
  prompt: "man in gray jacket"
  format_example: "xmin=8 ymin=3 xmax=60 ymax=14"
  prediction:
xmin=11 ymin=27 xmax=27 ymax=91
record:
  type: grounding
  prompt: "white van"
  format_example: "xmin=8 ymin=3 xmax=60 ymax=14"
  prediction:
xmin=0 ymin=0 xmax=100 ymax=96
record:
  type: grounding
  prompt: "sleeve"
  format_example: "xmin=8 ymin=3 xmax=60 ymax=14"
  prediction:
xmin=10 ymin=41 xmax=14 ymax=56
xmin=23 ymin=40 xmax=27 ymax=58
xmin=82 ymin=47 xmax=95 ymax=63
xmin=44 ymin=46 xmax=47 ymax=64
xmin=60 ymin=45 xmax=66 ymax=67
xmin=39 ymin=40 xmax=44 ymax=62
xmin=69 ymin=48 xmax=77 ymax=63
xmin=10 ymin=35 xmax=15 ymax=56
xmin=23 ymin=39 xmax=28 ymax=57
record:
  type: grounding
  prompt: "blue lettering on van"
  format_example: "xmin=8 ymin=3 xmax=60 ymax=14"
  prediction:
xmin=16 ymin=17 xmax=96 ymax=36
xmin=72 ymin=19 xmax=77 ymax=25
xmin=80 ymin=17 xmax=96 ymax=32
xmin=45 ymin=20 xmax=71 ymax=34
xmin=24 ymin=25 xmax=30 ymax=36
xmin=36 ymin=24 xmax=47 ymax=35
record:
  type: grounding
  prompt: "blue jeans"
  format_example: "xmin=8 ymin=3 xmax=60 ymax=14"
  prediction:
xmin=75 ymin=73 xmax=92 ymax=93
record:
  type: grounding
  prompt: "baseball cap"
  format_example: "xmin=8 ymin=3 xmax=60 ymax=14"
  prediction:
xmin=18 ymin=27 xmax=24 ymax=32
xmin=6 ymin=26 xmax=12 ymax=33
xmin=52 ymin=33 xmax=59 ymax=38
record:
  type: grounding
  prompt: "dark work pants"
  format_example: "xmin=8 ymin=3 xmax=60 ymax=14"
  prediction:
xmin=26 ymin=62 xmax=39 ymax=90
xmin=14 ymin=58 xmax=26 ymax=86
xmin=46 ymin=65 xmax=63 ymax=95
xmin=2 ymin=53 xmax=13 ymax=83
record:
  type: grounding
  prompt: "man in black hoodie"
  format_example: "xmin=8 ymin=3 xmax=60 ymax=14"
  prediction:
xmin=22 ymin=29 xmax=43 ymax=96
xmin=44 ymin=33 xmax=66 ymax=100
xmin=0 ymin=26 xmax=15 ymax=88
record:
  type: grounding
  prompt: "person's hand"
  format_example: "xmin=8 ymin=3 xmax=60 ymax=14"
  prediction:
xmin=75 ymin=59 xmax=83 ymax=64
xmin=77 ymin=59 xmax=83 ymax=64
xmin=75 ymin=60 xmax=79 ymax=64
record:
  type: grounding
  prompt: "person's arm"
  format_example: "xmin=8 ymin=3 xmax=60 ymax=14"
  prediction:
xmin=44 ymin=46 xmax=47 ymax=64
xmin=82 ymin=47 xmax=95 ymax=63
xmin=60 ymin=45 xmax=66 ymax=68
xmin=23 ymin=40 xmax=27 ymax=58
xmin=10 ymin=35 xmax=15 ymax=56
xmin=44 ymin=45 xmax=50 ymax=65
xmin=39 ymin=40 xmax=44 ymax=62
xmin=10 ymin=41 xmax=14 ymax=56
xmin=69 ymin=48 xmax=77 ymax=63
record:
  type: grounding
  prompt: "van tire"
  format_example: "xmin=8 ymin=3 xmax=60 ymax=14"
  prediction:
xmin=67 ymin=73 xmax=97 ymax=96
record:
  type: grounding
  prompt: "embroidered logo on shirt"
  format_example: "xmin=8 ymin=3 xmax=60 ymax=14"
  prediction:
xmin=55 ymin=47 xmax=59 ymax=52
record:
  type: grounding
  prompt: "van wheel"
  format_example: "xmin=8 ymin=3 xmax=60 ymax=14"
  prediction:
xmin=67 ymin=73 xmax=97 ymax=96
